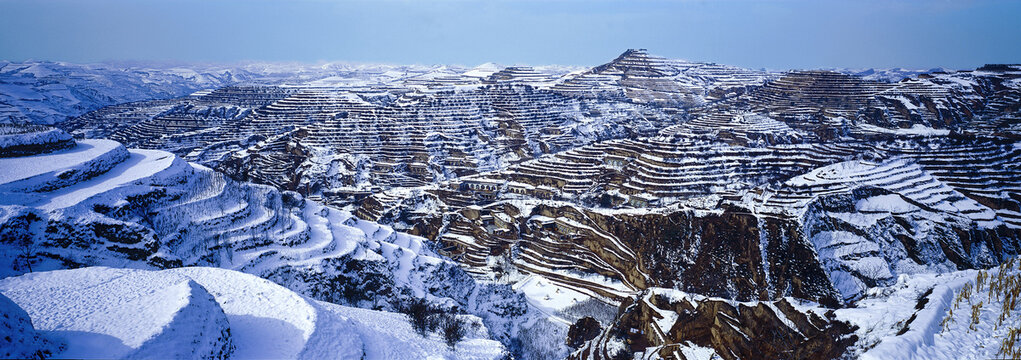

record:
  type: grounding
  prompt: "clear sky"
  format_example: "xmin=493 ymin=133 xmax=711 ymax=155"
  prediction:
xmin=1 ymin=0 xmax=1019 ymax=70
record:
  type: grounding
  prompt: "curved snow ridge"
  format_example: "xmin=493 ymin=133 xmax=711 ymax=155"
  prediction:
xmin=38 ymin=149 xmax=185 ymax=211
xmin=0 ymin=267 xmax=232 ymax=359
xmin=164 ymin=267 xmax=317 ymax=359
xmin=127 ymin=279 xmax=233 ymax=360
xmin=173 ymin=267 xmax=507 ymax=359
xmin=0 ymin=139 xmax=187 ymax=211
xmin=0 ymin=140 xmax=130 ymax=194
xmin=0 ymin=139 xmax=127 ymax=187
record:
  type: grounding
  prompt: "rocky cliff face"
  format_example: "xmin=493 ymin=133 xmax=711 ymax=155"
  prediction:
xmin=570 ymin=289 xmax=857 ymax=360
xmin=369 ymin=173 xmax=1021 ymax=306
xmin=509 ymin=203 xmax=842 ymax=304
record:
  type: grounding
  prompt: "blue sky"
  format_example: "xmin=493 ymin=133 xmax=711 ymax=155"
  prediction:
xmin=1 ymin=0 xmax=1018 ymax=70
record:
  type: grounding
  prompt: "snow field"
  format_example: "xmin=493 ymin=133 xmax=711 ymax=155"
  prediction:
xmin=0 ymin=267 xmax=231 ymax=359
xmin=0 ymin=266 xmax=509 ymax=359
xmin=0 ymin=292 xmax=55 ymax=359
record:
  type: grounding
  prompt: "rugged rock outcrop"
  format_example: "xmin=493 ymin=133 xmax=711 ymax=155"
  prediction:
xmin=570 ymin=290 xmax=857 ymax=360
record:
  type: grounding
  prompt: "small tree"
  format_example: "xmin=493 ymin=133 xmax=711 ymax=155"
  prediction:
xmin=442 ymin=315 xmax=466 ymax=349
xmin=2 ymin=212 xmax=41 ymax=273
xmin=402 ymin=298 xmax=433 ymax=336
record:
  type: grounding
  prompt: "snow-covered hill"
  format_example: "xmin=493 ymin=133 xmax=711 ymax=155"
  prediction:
xmin=0 ymin=61 xmax=252 ymax=125
xmin=0 ymin=60 xmax=505 ymax=126
xmin=0 ymin=266 xmax=507 ymax=359
xmin=835 ymin=67 xmax=950 ymax=83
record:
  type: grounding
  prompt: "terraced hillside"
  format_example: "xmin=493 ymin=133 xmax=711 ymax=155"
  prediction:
xmin=353 ymin=130 xmax=1020 ymax=358
xmin=551 ymin=49 xmax=772 ymax=106
xmin=65 ymin=77 xmax=675 ymax=202
xmin=0 ymin=126 xmax=560 ymax=358
xmin=683 ymin=64 xmax=1021 ymax=142
xmin=354 ymin=132 xmax=1015 ymax=285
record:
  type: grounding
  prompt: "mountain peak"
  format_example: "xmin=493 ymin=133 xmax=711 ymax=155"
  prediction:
xmin=593 ymin=48 xmax=677 ymax=77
